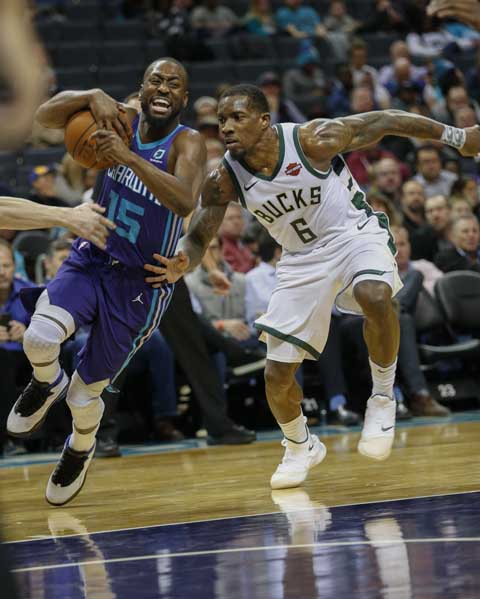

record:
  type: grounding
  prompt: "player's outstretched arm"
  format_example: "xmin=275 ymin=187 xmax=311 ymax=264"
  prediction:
xmin=35 ymin=88 xmax=131 ymax=138
xmin=0 ymin=198 xmax=115 ymax=250
xmin=299 ymin=110 xmax=480 ymax=162
xmin=144 ymin=164 xmax=235 ymax=285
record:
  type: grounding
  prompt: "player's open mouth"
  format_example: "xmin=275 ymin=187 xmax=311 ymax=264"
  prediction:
xmin=150 ymin=98 xmax=171 ymax=115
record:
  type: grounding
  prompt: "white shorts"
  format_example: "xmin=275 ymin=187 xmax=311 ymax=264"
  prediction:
xmin=254 ymin=229 xmax=402 ymax=363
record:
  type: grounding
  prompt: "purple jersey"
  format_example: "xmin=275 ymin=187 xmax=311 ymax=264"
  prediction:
xmin=77 ymin=116 xmax=188 ymax=268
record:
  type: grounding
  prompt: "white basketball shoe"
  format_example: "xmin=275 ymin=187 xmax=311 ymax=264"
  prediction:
xmin=7 ymin=371 xmax=69 ymax=437
xmin=270 ymin=434 xmax=327 ymax=490
xmin=357 ymin=394 xmax=396 ymax=460
xmin=46 ymin=435 xmax=96 ymax=506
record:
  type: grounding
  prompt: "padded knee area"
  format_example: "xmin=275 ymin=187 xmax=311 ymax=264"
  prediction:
xmin=67 ymin=372 xmax=107 ymax=429
xmin=23 ymin=320 xmax=65 ymax=365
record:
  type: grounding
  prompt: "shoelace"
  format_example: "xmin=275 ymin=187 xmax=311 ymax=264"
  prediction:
xmin=51 ymin=447 xmax=89 ymax=487
xmin=16 ymin=380 xmax=50 ymax=417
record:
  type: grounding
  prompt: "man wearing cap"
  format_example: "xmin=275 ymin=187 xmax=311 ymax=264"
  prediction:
xmin=257 ymin=71 xmax=306 ymax=125
xmin=29 ymin=165 xmax=69 ymax=208
xmin=283 ymin=42 xmax=326 ymax=113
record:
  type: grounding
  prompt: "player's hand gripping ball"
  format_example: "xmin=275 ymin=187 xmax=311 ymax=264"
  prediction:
xmin=64 ymin=106 xmax=133 ymax=170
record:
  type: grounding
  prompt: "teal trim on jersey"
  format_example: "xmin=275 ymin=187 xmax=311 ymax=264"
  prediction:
xmin=111 ymin=288 xmax=160 ymax=384
xmin=160 ymin=212 xmax=173 ymax=254
xmin=222 ymin=158 xmax=247 ymax=208
xmin=238 ymin=124 xmax=285 ymax=181
xmin=350 ymin=190 xmax=396 ymax=255
xmin=254 ymin=323 xmax=321 ymax=360
xmin=293 ymin=125 xmax=332 ymax=179
xmin=135 ymin=123 xmax=183 ymax=150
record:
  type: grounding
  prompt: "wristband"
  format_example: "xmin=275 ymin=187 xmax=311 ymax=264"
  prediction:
xmin=441 ymin=125 xmax=466 ymax=149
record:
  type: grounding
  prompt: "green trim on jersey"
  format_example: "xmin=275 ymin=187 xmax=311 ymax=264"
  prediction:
xmin=254 ymin=323 xmax=321 ymax=360
xmin=238 ymin=124 xmax=285 ymax=181
xmin=222 ymin=158 xmax=247 ymax=209
xmin=351 ymin=191 xmax=397 ymax=255
xmin=351 ymin=268 xmax=388 ymax=280
xmin=293 ymin=125 xmax=332 ymax=179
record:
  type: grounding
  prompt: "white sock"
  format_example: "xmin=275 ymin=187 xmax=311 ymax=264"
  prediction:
xmin=369 ymin=358 xmax=397 ymax=400
xmin=279 ymin=412 xmax=310 ymax=449
xmin=34 ymin=361 xmax=61 ymax=385
xmin=69 ymin=422 xmax=100 ymax=453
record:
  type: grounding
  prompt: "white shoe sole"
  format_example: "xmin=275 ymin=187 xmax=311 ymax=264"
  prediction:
xmin=357 ymin=437 xmax=393 ymax=461
xmin=270 ymin=439 xmax=327 ymax=490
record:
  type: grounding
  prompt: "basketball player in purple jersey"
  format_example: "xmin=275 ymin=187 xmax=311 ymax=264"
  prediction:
xmin=7 ymin=58 xmax=206 ymax=506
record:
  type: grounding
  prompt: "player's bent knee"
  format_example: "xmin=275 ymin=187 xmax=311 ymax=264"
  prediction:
xmin=23 ymin=323 xmax=63 ymax=365
xmin=354 ymin=281 xmax=392 ymax=317
xmin=67 ymin=371 xmax=109 ymax=408
xmin=264 ymin=360 xmax=297 ymax=391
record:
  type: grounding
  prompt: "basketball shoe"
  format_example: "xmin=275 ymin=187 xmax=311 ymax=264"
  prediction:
xmin=46 ymin=435 xmax=95 ymax=506
xmin=7 ymin=371 xmax=69 ymax=437
xmin=270 ymin=434 xmax=327 ymax=490
xmin=357 ymin=394 xmax=396 ymax=460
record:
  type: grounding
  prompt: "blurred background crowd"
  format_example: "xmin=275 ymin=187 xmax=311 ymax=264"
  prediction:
xmin=1 ymin=0 xmax=480 ymax=459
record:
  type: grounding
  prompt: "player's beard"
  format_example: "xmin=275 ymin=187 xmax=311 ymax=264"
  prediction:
xmin=141 ymin=98 xmax=178 ymax=130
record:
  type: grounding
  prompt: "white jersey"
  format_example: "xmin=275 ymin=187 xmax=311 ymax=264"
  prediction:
xmin=223 ymin=122 xmax=395 ymax=254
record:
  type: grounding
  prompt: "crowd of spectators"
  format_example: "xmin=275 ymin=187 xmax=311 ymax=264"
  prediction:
xmin=1 ymin=0 xmax=480 ymax=457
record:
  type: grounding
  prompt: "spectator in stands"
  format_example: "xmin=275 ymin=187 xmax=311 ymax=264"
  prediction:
xmin=205 ymin=138 xmax=225 ymax=164
xmin=81 ymin=169 xmax=98 ymax=204
xmin=378 ymin=40 xmax=427 ymax=87
xmin=276 ymin=0 xmax=326 ymax=40
xmin=219 ymin=203 xmax=256 ymax=273
xmin=450 ymin=197 xmax=473 ymax=220
xmin=346 ymin=146 xmax=408 ymax=189
xmin=55 ymin=154 xmax=85 ymax=206
xmin=245 ymin=234 xmax=281 ymax=328
xmin=414 ymin=145 xmax=457 ymax=199
xmin=400 ymin=180 xmax=427 ymax=237
xmin=369 ymin=158 xmax=403 ymax=208
xmin=282 ymin=42 xmax=326 ymax=116
xmin=43 ymin=238 xmax=71 ymax=282
xmin=435 ymin=214 xmax=480 ymax=273
xmin=411 ymin=194 xmax=453 ymax=261
xmin=355 ymin=0 xmax=407 ymax=33
xmin=392 ymin=226 xmax=450 ymax=416
xmin=257 ymin=71 xmax=305 ymax=125
xmin=29 ymin=165 xmax=69 ymax=208
xmin=186 ymin=236 xmax=258 ymax=347
xmin=384 ymin=58 xmax=425 ymax=110
xmin=450 ymin=177 xmax=480 ymax=219
xmin=325 ymin=63 xmax=354 ymax=118
xmin=433 ymin=85 xmax=480 ymax=125
xmin=197 ymin=115 xmax=220 ymax=141
xmin=243 ymin=0 xmax=276 ymax=36
xmin=190 ymin=0 xmax=238 ymax=38
xmin=0 ymin=238 xmax=36 ymax=455
xmin=324 ymin=0 xmax=357 ymax=35
xmin=348 ymin=39 xmax=390 ymax=108
xmin=368 ymin=192 xmax=402 ymax=227
xmin=350 ymin=85 xmax=376 ymax=114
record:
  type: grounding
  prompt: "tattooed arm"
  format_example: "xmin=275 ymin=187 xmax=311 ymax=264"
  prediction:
xmin=144 ymin=164 xmax=236 ymax=286
xmin=298 ymin=110 xmax=480 ymax=167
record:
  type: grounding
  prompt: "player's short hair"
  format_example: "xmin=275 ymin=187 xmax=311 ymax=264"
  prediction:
xmin=142 ymin=57 xmax=188 ymax=86
xmin=219 ymin=84 xmax=269 ymax=114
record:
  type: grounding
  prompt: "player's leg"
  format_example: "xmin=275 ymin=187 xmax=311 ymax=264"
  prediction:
xmin=7 ymin=290 xmax=75 ymax=437
xmin=46 ymin=371 xmax=107 ymax=506
xmin=264 ymin=348 xmax=327 ymax=490
xmin=354 ymin=280 xmax=400 ymax=460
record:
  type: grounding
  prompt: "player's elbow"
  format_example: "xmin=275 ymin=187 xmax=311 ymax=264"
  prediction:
xmin=34 ymin=103 xmax=61 ymax=129
xmin=176 ymin=201 xmax=195 ymax=218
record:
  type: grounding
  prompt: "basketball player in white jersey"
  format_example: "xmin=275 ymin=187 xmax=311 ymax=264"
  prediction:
xmin=145 ymin=84 xmax=480 ymax=489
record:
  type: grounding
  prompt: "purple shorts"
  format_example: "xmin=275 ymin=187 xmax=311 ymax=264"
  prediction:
xmin=46 ymin=244 xmax=173 ymax=384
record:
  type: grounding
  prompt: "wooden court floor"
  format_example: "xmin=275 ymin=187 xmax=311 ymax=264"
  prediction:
xmin=2 ymin=418 xmax=480 ymax=543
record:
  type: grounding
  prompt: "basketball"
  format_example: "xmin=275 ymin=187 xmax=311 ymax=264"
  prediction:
xmin=64 ymin=109 xmax=133 ymax=170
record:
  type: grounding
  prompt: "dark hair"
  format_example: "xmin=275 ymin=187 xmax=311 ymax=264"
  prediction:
xmin=219 ymin=84 xmax=269 ymax=114
xmin=47 ymin=238 xmax=72 ymax=258
xmin=142 ymin=57 xmax=189 ymax=85
xmin=450 ymin=177 xmax=475 ymax=196
xmin=258 ymin=232 xmax=281 ymax=262
xmin=0 ymin=238 xmax=13 ymax=260
xmin=416 ymin=144 xmax=443 ymax=163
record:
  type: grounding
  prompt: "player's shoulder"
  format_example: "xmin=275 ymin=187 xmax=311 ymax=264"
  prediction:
xmin=297 ymin=118 xmax=347 ymax=162
xmin=173 ymin=126 xmax=206 ymax=153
